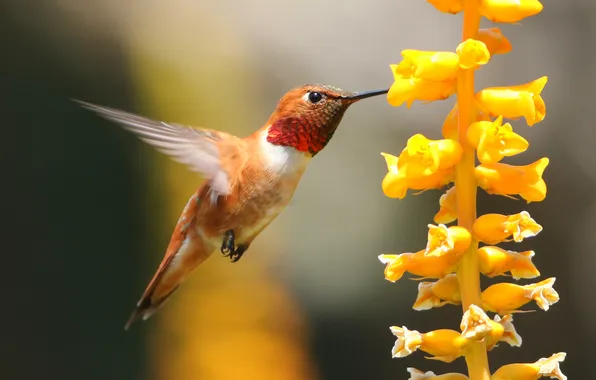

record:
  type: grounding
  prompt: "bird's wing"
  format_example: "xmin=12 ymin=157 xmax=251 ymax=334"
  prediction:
xmin=77 ymin=100 xmax=242 ymax=196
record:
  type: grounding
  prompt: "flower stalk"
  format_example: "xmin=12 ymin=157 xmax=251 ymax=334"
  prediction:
xmin=379 ymin=1 xmax=565 ymax=379
xmin=455 ymin=2 xmax=489 ymax=379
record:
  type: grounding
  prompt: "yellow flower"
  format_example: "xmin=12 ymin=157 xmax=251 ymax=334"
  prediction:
xmin=476 ymin=76 xmax=548 ymax=126
xmin=492 ymin=353 xmax=567 ymax=380
xmin=460 ymin=304 xmax=522 ymax=349
xmin=467 ymin=116 xmax=529 ymax=164
xmin=413 ymin=274 xmax=461 ymax=311
xmin=400 ymin=134 xmax=463 ymax=178
xmin=426 ymin=0 xmax=463 ymax=14
xmin=473 ymin=211 xmax=543 ymax=245
xmin=442 ymin=103 xmax=491 ymax=140
xmin=434 ymin=186 xmax=457 ymax=224
xmin=381 ymin=152 xmax=454 ymax=199
xmin=477 ymin=27 xmax=512 ymax=56
xmin=425 ymin=224 xmax=471 ymax=257
xmin=481 ymin=278 xmax=559 ymax=314
xmin=390 ymin=326 xmax=468 ymax=362
xmin=456 ymin=39 xmax=491 ymax=70
xmin=407 ymin=368 xmax=469 ymax=380
xmin=480 ymin=0 xmax=544 ymax=23
xmin=388 ymin=50 xmax=460 ymax=107
xmin=379 ymin=248 xmax=461 ymax=282
xmin=475 ymin=158 xmax=549 ymax=202
xmin=478 ymin=246 xmax=540 ymax=279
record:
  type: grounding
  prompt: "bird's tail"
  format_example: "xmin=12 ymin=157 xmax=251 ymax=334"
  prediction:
xmin=124 ymin=192 xmax=214 ymax=330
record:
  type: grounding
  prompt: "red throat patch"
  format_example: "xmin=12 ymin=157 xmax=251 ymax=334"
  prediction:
xmin=266 ymin=117 xmax=332 ymax=155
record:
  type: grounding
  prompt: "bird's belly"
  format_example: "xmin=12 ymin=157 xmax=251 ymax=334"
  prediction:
xmin=233 ymin=188 xmax=292 ymax=243
xmin=196 ymin=181 xmax=297 ymax=247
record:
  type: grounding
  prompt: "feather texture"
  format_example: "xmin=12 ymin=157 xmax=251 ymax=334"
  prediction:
xmin=76 ymin=100 xmax=231 ymax=195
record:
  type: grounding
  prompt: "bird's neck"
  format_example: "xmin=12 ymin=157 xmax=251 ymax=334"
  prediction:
xmin=255 ymin=129 xmax=312 ymax=175
xmin=265 ymin=116 xmax=334 ymax=155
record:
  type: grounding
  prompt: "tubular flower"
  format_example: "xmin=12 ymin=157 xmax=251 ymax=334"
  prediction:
xmin=476 ymin=76 xmax=548 ymax=126
xmin=425 ymin=224 xmax=471 ymax=257
xmin=481 ymin=278 xmax=559 ymax=315
xmin=456 ymin=39 xmax=490 ymax=70
xmin=390 ymin=326 xmax=468 ymax=362
xmin=473 ymin=211 xmax=543 ymax=245
xmin=434 ymin=186 xmax=457 ymax=224
xmin=478 ymin=246 xmax=540 ymax=279
xmin=476 ymin=158 xmax=549 ymax=202
xmin=426 ymin=0 xmax=463 ymax=14
xmin=477 ymin=28 xmax=511 ymax=56
xmin=491 ymin=353 xmax=567 ymax=380
xmin=460 ymin=305 xmax=522 ymax=349
xmin=480 ymin=0 xmax=544 ymax=23
xmin=388 ymin=50 xmax=460 ymax=107
xmin=442 ymin=103 xmax=491 ymax=140
xmin=407 ymin=368 xmax=469 ymax=380
xmin=467 ymin=116 xmax=529 ymax=164
xmin=381 ymin=152 xmax=454 ymax=200
xmin=399 ymin=134 xmax=463 ymax=178
xmin=413 ymin=274 xmax=461 ymax=310
xmin=379 ymin=249 xmax=462 ymax=282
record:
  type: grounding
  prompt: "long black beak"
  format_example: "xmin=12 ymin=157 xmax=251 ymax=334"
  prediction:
xmin=345 ymin=88 xmax=389 ymax=101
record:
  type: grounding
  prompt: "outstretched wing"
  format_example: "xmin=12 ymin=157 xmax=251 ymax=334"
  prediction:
xmin=77 ymin=100 xmax=233 ymax=195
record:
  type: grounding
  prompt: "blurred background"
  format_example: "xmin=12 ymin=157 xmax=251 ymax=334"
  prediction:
xmin=6 ymin=0 xmax=595 ymax=379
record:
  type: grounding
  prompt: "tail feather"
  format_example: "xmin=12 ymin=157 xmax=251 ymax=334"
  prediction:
xmin=124 ymin=191 xmax=214 ymax=330
xmin=124 ymin=285 xmax=180 ymax=331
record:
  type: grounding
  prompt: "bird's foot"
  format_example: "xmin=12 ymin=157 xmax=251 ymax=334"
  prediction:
xmin=221 ymin=230 xmax=248 ymax=263
xmin=221 ymin=230 xmax=235 ymax=254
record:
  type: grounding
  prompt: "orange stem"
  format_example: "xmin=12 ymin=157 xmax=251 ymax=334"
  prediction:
xmin=455 ymin=1 xmax=491 ymax=380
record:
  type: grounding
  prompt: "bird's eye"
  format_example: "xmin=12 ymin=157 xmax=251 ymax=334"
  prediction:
xmin=307 ymin=91 xmax=323 ymax=103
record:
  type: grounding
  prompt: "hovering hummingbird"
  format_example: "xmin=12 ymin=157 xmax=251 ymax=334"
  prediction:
xmin=77 ymin=84 xmax=388 ymax=330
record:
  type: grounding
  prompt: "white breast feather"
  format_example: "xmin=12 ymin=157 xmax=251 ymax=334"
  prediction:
xmin=259 ymin=132 xmax=310 ymax=174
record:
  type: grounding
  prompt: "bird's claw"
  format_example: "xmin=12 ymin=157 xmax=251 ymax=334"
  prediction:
xmin=221 ymin=230 xmax=235 ymax=254
xmin=221 ymin=230 xmax=247 ymax=262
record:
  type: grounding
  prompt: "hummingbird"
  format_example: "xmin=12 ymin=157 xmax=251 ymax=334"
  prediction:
xmin=76 ymin=84 xmax=388 ymax=330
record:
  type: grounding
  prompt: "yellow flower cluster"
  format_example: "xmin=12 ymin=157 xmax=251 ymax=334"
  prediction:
xmin=379 ymin=1 xmax=565 ymax=380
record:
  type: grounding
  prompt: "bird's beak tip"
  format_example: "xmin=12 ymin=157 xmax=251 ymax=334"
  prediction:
xmin=345 ymin=88 xmax=389 ymax=101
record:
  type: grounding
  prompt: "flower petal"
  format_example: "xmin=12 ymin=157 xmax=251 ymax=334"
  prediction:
xmin=426 ymin=0 xmax=464 ymax=14
xmin=379 ymin=253 xmax=413 ymax=282
xmin=456 ymin=39 xmax=491 ymax=69
xmin=477 ymin=27 xmax=512 ymax=55
xmin=390 ymin=326 xmax=423 ymax=358
xmin=407 ymin=368 xmax=469 ymax=380
xmin=413 ymin=274 xmax=461 ymax=311
xmin=480 ymin=0 xmax=544 ymax=23
xmin=425 ymin=224 xmax=471 ymax=257
xmin=434 ymin=186 xmax=458 ymax=224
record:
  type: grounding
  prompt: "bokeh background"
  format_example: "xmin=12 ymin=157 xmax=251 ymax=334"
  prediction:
xmin=6 ymin=0 xmax=595 ymax=379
